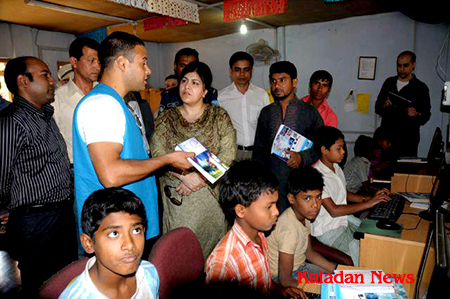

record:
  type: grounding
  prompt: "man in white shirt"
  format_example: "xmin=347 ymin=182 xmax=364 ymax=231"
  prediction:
xmin=54 ymin=37 xmax=101 ymax=163
xmin=219 ymin=51 xmax=270 ymax=161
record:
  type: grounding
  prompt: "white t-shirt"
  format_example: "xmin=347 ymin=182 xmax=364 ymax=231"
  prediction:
xmin=59 ymin=257 xmax=159 ymax=299
xmin=311 ymin=160 xmax=348 ymax=237
xmin=76 ymin=94 xmax=125 ymax=146
xmin=396 ymin=79 xmax=409 ymax=92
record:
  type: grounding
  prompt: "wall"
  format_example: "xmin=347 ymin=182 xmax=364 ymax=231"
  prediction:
xmin=158 ymin=12 xmax=450 ymax=157
xmin=0 ymin=22 xmax=161 ymax=88
xmin=0 ymin=23 xmax=75 ymax=83
xmin=2 ymin=12 xmax=450 ymax=157
xmin=156 ymin=28 xmax=276 ymax=91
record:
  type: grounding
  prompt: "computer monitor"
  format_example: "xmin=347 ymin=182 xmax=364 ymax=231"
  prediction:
xmin=416 ymin=211 xmax=450 ymax=298
xmin=427 ymin=127 xmax=444 ymax=163
xmin=419 ymin=160 xmax=450 ymax=221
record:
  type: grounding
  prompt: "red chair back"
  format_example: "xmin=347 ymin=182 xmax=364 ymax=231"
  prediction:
xmin=148 ymin=227 xmax=204 ymax=299
xmin=38 ymin=257 xmax=88 ymax=299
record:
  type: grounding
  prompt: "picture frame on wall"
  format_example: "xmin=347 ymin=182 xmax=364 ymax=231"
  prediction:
xmin=358 ymin=56 xmax=377 ymax=80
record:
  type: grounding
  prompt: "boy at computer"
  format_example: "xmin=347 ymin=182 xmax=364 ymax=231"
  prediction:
xmin=343 ymin=135 xmax=377 ymax=194
xmin=60 ymin=187 xmax=159 ymax=299
xmin=267 ymin=166 xmax=337 ymax=288
xmin=311 ymin=126 xmax=390 ymax=266
xmin=371 ymin=127 xmax=397 ymax=176
xmin=205 ymin=160 xmax=305 ymax=299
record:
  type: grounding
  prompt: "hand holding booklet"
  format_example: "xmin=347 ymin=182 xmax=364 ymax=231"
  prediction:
xmin=175 ymin=137 xmax=229 ymax=184
xmin=271 ymin=124 xmax=313 ymax=162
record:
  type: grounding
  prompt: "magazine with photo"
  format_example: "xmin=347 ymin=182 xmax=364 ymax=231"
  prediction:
xmin=175 ymin=137 xmax=229 ymax=184
xmin=271 ymin=124 xmax=313 ymax=162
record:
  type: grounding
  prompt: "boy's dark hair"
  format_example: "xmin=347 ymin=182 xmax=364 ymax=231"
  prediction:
xmin=174 ymin=47 xmax=199 ymax=64
xmin=4 ymin=56 xmax=35 ymax=96
xmin=99 ymin=31 xmax=145 ymax=73
xmin=309 ymin=70 xmax=333 ymax=89
xmin=354 ymin=135 xmax=377 ymax=157
xmin=373 ymin=126 xmax=391 ymax=142
xmin=180 ymin=61 xmax=213 ymax=90
xmin=81 ymin=187 xmax=147 ymax=239
xmin=219 ymin=160 xmax=279 ymax=224
xmin=287 ymin=166 xmax=324 ymax=196
xmin=269 ymin=61 xmax=297 ymax=80
xmin=313 ymin=126 xmax=345 ymax=155
xmin=165 ymin=74 xmax=178 ymax=81
xmin=69 ymin=37 xmax=100 ymax=60
xmin=229 ymin=51 xmax=254 ymax=69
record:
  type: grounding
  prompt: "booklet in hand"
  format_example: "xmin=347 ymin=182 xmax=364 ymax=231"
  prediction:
xmin=271 ymin=124 xmax=313 ymax=162
xmin=175 ymin=137 xmax=229 ymax=184
xmin=388 ymin=91 xmax=412 ymax=108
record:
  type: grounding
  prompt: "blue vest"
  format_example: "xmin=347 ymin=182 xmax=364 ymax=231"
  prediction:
xmin=73 ymin=83 xmax=159 ymax=240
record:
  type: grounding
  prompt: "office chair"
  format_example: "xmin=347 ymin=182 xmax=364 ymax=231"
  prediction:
xmin=148 ymin=227 xmax=205 ymax=299
xmin=38 ymin=257 xmax=88 ymax=299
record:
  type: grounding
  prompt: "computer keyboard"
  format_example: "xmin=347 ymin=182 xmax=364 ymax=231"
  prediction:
xmin=367 ymin=194 xmax=405 ymax=222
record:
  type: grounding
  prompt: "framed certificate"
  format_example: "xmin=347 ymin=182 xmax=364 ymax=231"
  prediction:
xmin=358 ymin=56 xmax=377 ymax=80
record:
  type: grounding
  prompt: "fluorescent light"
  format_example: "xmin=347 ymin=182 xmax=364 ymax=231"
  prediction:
xmin=240 ymin=23 xmax=247 ymax=34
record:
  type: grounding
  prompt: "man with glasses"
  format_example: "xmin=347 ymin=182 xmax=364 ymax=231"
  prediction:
xmin=375 ymin=51 xmax=431 ymax=157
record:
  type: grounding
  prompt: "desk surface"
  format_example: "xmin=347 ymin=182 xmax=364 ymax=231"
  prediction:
xmin=362 ymin=202 xmax=431 ymax=246
xmin=360 ymin=201 xmax=432 ymax=298
xmin=394 ymin=162 xmax=438 ymax=176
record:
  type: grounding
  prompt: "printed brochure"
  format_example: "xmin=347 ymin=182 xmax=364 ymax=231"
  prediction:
xmin=175 ymin=137 xmax=228 ymax=184
xmin=271 ymin=124 xmax=313 ymax=162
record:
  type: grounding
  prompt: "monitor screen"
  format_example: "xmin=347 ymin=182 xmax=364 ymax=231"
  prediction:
xmin=426 ymin=211 xmax=450 ymax=298
xmin=415 ymin=210 xmax=450 ymax=298
xmin=427 ymin=127 xmax=444 ymax=162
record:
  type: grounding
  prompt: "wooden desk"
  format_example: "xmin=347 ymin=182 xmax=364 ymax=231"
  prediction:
xmin=391 ymin=162 xmax=438 ymax=193
xmin=391 ymin=173 xmax=436 ymax=193
xmin=359 ymin=203 xmax=433 ymax=298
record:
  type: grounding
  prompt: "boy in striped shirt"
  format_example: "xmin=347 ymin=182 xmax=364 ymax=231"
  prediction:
xmin=206 ymin=160 xmax=305 ymax=298
xmin=59 ymin=188 xmax=159 ymax=299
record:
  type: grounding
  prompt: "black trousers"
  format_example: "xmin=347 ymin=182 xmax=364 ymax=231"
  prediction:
xmin=6 ymin=203 xmax=78 ymax=297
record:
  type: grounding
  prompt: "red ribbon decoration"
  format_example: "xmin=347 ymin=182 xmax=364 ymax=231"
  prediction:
xmin=143 ymin=16 xmax=188 ymax=31
xmin=223 ymin=0 xmax=288 ymax=22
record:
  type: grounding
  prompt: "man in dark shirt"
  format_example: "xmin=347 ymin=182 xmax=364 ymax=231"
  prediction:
xmin=375 ymin=51 xmax=431 ymax=157
xmin=158 ymin=47 xmax=218 ymax=114
xmin=253 ymin=61 xmax=323 ymax=213
xmin=0 ymin=57 xmax=78 ymax=296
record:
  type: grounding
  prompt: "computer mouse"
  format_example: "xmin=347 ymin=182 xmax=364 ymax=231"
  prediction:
xmin=376 ymin=220 xmax=401 ymax=231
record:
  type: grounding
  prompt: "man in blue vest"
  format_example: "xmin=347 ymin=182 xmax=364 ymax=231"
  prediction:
xmin=72 ymin=32 xmax=193 ymax=249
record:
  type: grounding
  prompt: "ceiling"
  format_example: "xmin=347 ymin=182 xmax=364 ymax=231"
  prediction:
xmin=0 ymin=0 xmax=400 ymax=43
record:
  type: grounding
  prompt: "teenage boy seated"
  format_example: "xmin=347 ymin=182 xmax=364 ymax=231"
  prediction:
xmin=206 ymin=160 xmax=305 ymax=299
xmin=267 ymin=166 xmax=337 ymax=288
xmin=311 ymin=126 xmax=390 ymax=266
xmin=343 ymin=135 xmax=377 ymax=194
xmin=60 ymin=187 xmax=159 ymax=299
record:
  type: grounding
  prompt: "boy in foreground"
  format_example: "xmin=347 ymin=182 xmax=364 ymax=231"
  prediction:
xmin=60 ymin=188 xmax=159 ymax=299
xmin=267 ymin=167 xmax=337 ymax=288
xmin=205 ymin=160 xmax=305 ymax=298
